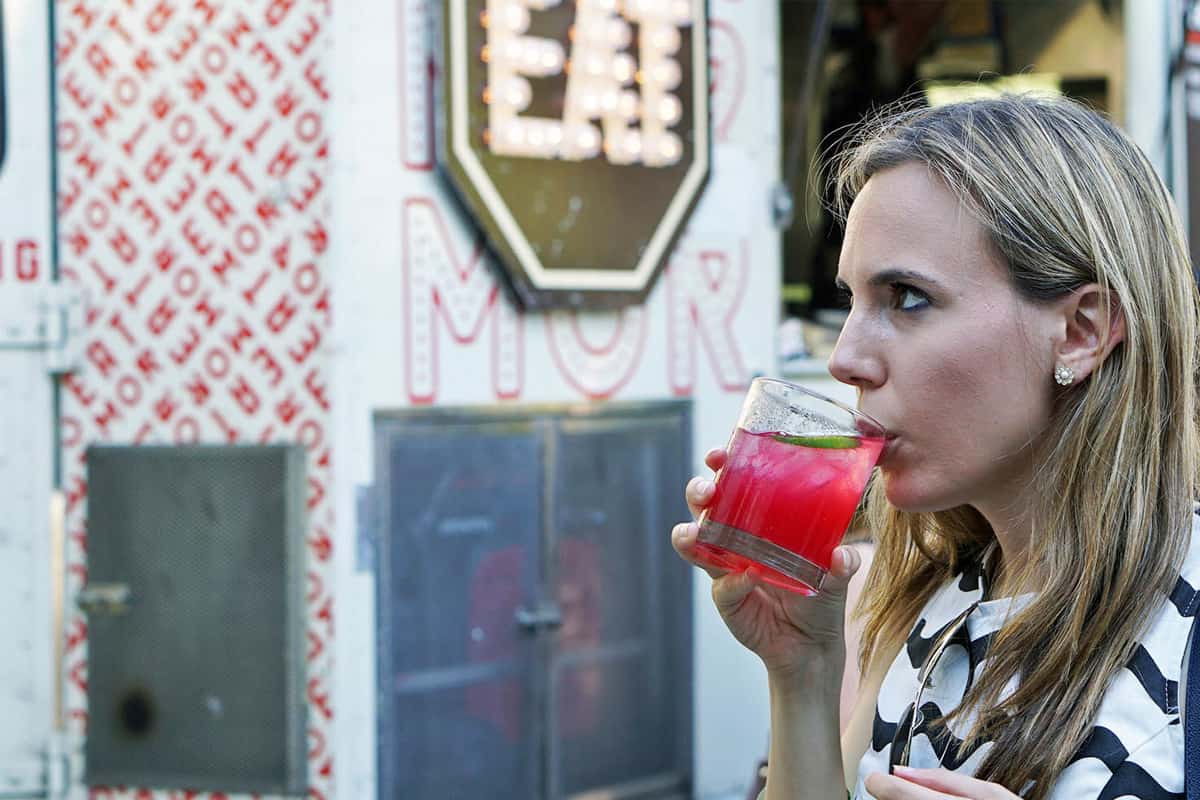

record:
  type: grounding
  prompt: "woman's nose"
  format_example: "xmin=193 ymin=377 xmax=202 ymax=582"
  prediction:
xmin=827 ymin=316 xmax=884 ymax=390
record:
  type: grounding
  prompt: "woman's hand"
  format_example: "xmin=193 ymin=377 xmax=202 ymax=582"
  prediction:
xmin=670 ymin=447 xmax=864 ymax=676
xmin=865 ymin=767 xmax=1022 ymax=799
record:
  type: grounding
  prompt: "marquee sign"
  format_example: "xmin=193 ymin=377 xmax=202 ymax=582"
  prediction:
xmin=440 ymin=0 xmax=711 ymax=309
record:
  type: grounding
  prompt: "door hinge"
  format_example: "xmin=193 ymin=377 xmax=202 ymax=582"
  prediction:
xmin=0 ymin=284 xmax=85 ymax=373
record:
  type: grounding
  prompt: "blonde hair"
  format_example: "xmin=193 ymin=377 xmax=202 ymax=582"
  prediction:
xmin=829 ymin=94 xmax=1200 ymax=798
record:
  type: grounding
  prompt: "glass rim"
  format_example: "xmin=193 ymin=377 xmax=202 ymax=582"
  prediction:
xmin=750 ymin=376 xmax=888 ymax=438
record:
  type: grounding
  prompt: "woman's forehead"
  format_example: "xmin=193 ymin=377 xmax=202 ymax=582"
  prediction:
xmin=841 ymin=165 xmax=1001 ymax=289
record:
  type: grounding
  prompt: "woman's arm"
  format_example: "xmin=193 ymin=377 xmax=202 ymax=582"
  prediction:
xmin=765 ymin=650 xmax=848 ymax=800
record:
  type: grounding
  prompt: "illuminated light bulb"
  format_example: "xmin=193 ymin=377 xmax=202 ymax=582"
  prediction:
xmin=658 ymin=133 xmax=682 ymax=161
xmin=586 ymin=54 xmax=608 ymax=76
xmin=618 ymin=91 xmax=639 ymax=119
xmin=601 ymin=89 xmax=619 ymax=112
xmin=482 ymin=86 xmax=494 ymax=105
xmin=568 ymin=25 xmax=576 ymax=42
xmin=540 ymin=44 xmax=564 ymax=71
xmin=548 ymin=126 xmax=564 ymax=146
xmin=658 ymin=95 xmax=682 ymax=125
xmin=624 ymin=0 xmax=650 ymax=17
xmin=505 ymin=122 xmax=525 ymax=144
xmin=482 ymin=128 xmax=493 ymax=146
xmin=652 ymin=26 xmax=681 ymax=54
xmin=671 ymin=0 xmax=692 ymax=22
xmin=651 ymin=60 xmax=681 ymax=90
xmin=582 ymin=90 xmax=602 ymax=115
xmin=612 ymin=53 xmax=636 ymax=84
xmin=592 ymin=0 xmax=617 ymax=12
xmin=480 ymin=45 xmax=491 ymax=63
xmin=529 ymin=126 xmax=546 ymax=147
xmin=561 ymin=124 xmax=599 ymax=160
xmin=503 ymin=4 xmax=530 ymax=33
xmin=479 ymin=10 xmax=490 ymax=28
xmin=567 ymin=124 xmax=598 ymax=148
xmin=605 ymin=130 xmax=642 ymax=164
xmin=608 ymin=20 xmax=632 ymax=49
xmin=502 ymin=39 xmax=522 ymax=62
xmin=504 ymin=77 xmax=532 ymax=110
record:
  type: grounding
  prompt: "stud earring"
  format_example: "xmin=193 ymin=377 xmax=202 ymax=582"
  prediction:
xmin=1054 ymin=364 xmax=1075 ymax=386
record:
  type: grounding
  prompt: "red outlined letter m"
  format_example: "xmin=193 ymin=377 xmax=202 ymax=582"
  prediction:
xmin=403 ymin=198 xmax=522 ymax=403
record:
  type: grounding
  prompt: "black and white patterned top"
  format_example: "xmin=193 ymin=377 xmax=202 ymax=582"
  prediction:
xmin=853 ymin=507 xmax=1200 ymax=799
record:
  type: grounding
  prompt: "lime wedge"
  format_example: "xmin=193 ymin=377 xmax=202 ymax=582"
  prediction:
xmin=771 ymin=434 xmax=859 ymax=449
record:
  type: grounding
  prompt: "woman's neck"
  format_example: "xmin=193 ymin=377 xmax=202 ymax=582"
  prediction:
xmin=973 ymin=495 xmax=1037 ymax=599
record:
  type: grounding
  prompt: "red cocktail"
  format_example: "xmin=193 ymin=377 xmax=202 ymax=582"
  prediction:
xmin=696 ymin=379 xmax=886 ymax=594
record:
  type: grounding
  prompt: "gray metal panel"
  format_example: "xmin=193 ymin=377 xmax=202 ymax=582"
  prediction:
xmin=83 ymin=445 xmax=308 ymax=795
xmin=376 ymin=420 xmax=544 ymax=799
xmin=550 ymin=414 xmax=692 ymax=798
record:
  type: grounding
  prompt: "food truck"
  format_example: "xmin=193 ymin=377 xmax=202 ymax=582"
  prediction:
xmin=0 ymin=1 xmax=1184 ymax=799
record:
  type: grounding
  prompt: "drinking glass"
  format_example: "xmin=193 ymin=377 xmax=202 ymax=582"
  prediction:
xmin=695 ymin=378 xmax=887 ymax=595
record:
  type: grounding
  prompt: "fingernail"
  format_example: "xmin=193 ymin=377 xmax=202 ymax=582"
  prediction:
xmin=892 ymin=765 xmax=916 ymax=776
xmin=698 ymin=480 xmax=713 ymax=495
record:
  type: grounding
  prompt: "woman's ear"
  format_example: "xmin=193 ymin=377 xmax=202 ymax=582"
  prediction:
xmin=1055 ymin=284 xmax=1126 ymax=383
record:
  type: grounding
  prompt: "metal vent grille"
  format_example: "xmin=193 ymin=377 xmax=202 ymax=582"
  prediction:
xmin=83 ymin=445 xmax=308 ymax=795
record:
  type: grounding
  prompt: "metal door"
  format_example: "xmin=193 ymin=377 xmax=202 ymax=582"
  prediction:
xmin=375 ymin=403 xmax=692 ymax=800
xmin=82 ymin=445 xmax=309 ymax=795
xmin=376 ymin=419 xmax=545 ymax=799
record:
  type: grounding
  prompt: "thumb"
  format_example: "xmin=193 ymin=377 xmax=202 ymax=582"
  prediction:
xmin=817 ymin=544 xmax=864 ymax=600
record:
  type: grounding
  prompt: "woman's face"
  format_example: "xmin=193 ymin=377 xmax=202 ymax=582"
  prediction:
xmin=829 ymin=162 xmax=1061 ymax=513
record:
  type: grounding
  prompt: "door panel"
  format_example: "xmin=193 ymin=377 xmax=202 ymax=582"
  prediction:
xmin=378 ymin=423 xmax=543 ymax=799
xmin=550 ymin=416 xmax=691 ymax=797
xmin=83 ymin=446 xmax=309 ymax=794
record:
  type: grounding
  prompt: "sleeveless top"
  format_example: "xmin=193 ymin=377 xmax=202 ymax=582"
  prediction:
xmin=852 ymin=507 xmax=1200 ymax=799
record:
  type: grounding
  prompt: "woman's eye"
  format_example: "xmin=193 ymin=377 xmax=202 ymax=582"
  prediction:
xmin=893 ymin=285 xmax=930 ymax=312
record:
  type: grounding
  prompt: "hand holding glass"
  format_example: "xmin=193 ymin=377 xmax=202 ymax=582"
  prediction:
xmin=695 ymin=378 xmax=886 ymax=595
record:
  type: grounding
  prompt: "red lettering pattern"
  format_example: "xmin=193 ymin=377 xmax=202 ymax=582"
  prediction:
xmin=709 ymin=19 xmax=746 ymax=143
xmin=57 ymin=3 xmax=333 ymax=798
xmin=667 ymin=237 xmax=750 ymax=394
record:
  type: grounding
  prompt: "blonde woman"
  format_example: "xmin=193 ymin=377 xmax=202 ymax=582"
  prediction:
xmin=674 ymin=94 xmax=1200 ymax=799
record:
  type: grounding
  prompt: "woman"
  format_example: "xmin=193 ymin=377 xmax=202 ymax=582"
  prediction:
xmin=673 ymin=93 xmax=1200 ymax=799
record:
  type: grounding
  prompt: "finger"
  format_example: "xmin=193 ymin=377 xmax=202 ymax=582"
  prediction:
xmin=892 ymin=767 xmax=1018 ymax=799
xmin=864 ymin=772 xmax=960 ymax=800
xmin=671 ymin=521 xmax=728 ymax=580
xmin=685 ymin=475 xmax=716 ymax=520
xmin=703 ymin=448 xmax=727 ymax=472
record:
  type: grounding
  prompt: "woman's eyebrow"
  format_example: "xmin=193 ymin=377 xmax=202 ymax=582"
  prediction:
xmin=835 ymin=267 xmax=945 ymax=293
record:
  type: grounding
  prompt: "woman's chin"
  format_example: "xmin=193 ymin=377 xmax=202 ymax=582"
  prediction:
xmin=879 ymin=472 xmax=951 ymax=514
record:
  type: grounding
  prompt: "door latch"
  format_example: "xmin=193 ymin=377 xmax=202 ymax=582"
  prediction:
xmin=77 ymin=583 xmax=133 ymax=616
xmin=514 ymin=604 xmax=563 ymax=632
